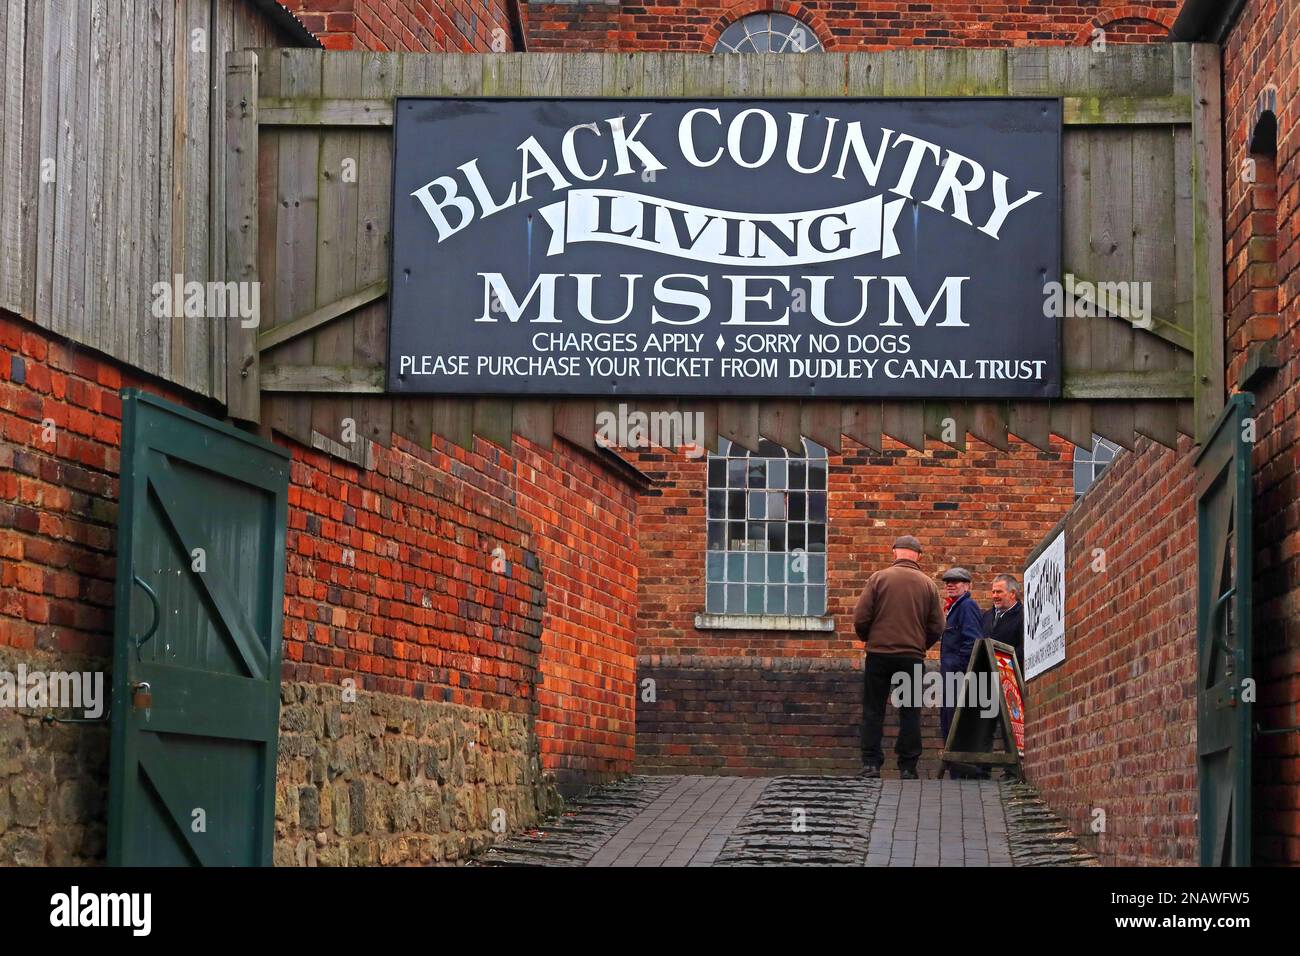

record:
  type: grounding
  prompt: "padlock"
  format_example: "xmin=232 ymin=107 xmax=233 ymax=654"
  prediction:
xmin=131 ymin=681 xmax=153 ymax=713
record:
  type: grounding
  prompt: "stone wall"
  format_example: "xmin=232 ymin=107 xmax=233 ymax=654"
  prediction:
xmin=274 ymin=682 xmax=560 ymax=866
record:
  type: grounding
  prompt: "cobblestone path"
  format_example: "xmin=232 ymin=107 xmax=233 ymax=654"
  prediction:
xmin=479 ymin=774 xmax=1095 ymax=868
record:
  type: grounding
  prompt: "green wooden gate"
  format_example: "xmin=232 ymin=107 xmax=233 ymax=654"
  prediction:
xmin=107 ymin=390 xmax=290 ymax=866
xmin=1194 ymin=392 xmax=1254 ymax=867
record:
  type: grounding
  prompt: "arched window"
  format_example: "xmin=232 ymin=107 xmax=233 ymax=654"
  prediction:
xmin=705 ymin=438 xmax=828 ymax=617
xmin=1073 ymin=434 xmax=1120 ymax=496
xmin=714 ymin=12 xmax=824 ymax=53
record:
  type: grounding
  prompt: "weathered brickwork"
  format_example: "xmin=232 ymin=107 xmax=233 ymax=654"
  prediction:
xmin=635 ymin=654 xmax=947 ymax=777
xmin=630 ymin=438 xmax=1075 ymax=661
xmin=0 ymin=314 xmax=638 ymax=862
xmin=1221 ymin=0 xmax=1300 ymax=866
xmin=1020 ymin=436 xmax=1199 ymax=866
xmin=280 ymin=0 xmax=517 ymax=51
xmin=520 ymin=1 xmax=1180 ymax=51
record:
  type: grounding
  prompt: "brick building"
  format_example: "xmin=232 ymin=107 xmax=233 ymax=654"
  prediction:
xmin=3 ymin=0 xmax=1297 ymax=869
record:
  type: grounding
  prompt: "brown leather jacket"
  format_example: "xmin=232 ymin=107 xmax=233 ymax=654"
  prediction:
xmin=853 ymin=558 xmax=945 ymax=657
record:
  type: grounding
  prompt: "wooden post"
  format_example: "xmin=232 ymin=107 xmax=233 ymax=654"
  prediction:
xmin=1190 ymin=43 xmax=1225 ymax=443
xmin=225 ymin=51 xmax=260 ymax=424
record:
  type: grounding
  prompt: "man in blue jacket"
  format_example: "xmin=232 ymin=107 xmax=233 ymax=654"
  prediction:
xmin=939 ymin=567 xmax=984 ymax=748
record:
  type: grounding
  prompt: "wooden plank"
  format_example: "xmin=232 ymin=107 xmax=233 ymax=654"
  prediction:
xmin=1062 ymin=95 xmax=1191 ymax=126
xmin=472 ymin=398 xmax=514 ymax=450
xmin=18 ymin=0 xmax=46 ymax=316
xmin=1049 ymin=402 xmax=1093 ymax=451
xmin=561 ymin=51 xmax=605 ymax=96
xmin=682 ymin=51 xmax=725 ymax=96
xmin=800 ymin=402 xmax=842 ymax=454
xmin=968 ymin=402 xmax=1010 ymax=451
xmin=261 ymin=364 xmax=384 ymax=392
xmin=310 ymin=51 xmax=363 ymax=452
xmin=1190 ymin=43 xmax=1225 ymax=441
xmin=351 ymin=50 xmax=398 ymax=450
xmin=392 ymin=395 xmax=434 ymax=451
xmin=1134 ymin=401 xmax=1180 ymax=449
xmin=678 ymin=400 xmax=718 ymax=454
xmin=1007 ymin=402 xmax=1053 ymax=453
xmin=882 ymin=401 xmax=925 ymax=452
xmin=255 ymin=48 xmax=283 ymax=435
xmin=177 ymin=0 xmax=213 ymax=394
xmin=717 ymin=399 xmax=760 ymax=453
xmin=258 ymin=96 xmax=392 ymax=126
xmin=48 ymin=0 xmax=80 ymax=337
xmin=270 ymin=48 xmax=322 ymax=442
xmin=145 ymin=0 xmax=166 ymax=378
xmin=520 ymin=52 xmax=563 ymax=96
xmin=96 ymin=0 xmax=122 ymax=366
xmin=430 ymin=399 xmax=474 ymax=450
xmin=256 ymin=279 xmax=386 ymax=352
xmin=924 ymin=401 xmax=968 ymax=452
xmin=554 ymin=400 xmax=597 ymax=453
xmin=225 ymin=51 xmax=261 ymax=423
xmin=0 ymin=0 xmax=26 ymax=312
xmin=1062 ymin=370 xmax=1193 ymax=399
xmin=842 ymin=401 xmax=882 ymax=452
xmin=759 ymin=400 xmax=803 ymax=453
xmin=80 ymin=0 xmax=107 ymax=357
xmin=511 ymin=399 xmax=555 ymax=449
xmin=640 ymin=51 xmax=684 ymax=97
xmin=1092 ymin=402 xmax=1138 ymax=452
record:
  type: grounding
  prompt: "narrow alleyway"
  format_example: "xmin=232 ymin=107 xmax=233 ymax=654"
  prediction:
xmin=480 ymin=775 xmax=1096 ymax=867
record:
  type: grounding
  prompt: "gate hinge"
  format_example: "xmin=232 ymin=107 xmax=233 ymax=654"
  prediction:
xmin=1254 ymin=722 xmax=1300 ymax=737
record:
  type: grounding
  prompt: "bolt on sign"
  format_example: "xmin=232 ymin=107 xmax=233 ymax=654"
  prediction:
xmin=387 ymin=98 xmax=1062 ymax=398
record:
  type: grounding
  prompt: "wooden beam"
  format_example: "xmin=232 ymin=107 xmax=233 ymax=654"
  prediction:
xmin=224 ymin=52 xmax=260 ymax=424
xmin=1063 ymin=272 xmax=1194 ymax=352
xmin=1061 ymin=370 xmax=1194 ymax=399
xmin=1062 ymin=94 xmax=1191 ymax=126
xmin=1190 ymin=44 xmax=1225 ymax=442
xmin=261 ymin=364 xmax=384 ymax=392
xmin=256 ymin=279 xmax=387 ymax=352
xmin=257 ymin=96 xmax=392 ymax=126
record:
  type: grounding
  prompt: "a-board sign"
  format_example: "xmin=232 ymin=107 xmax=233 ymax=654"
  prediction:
xmin=941 ymin=638 xmax=1025 ymax=777
xmin=1023 ymin=529 xmax=1066 ymax=679
xmin=387 ymin=97 xmax=1062 ymax=399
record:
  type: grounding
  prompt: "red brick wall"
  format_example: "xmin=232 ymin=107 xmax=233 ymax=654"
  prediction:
xmin=631 ymin=437 xmax=1075 ymax=660
xmin=628 ymin=436 xmax=1074 ymax=774
xmin=522 ymin=1 xmax=1181 ymax=51
xmin=281 ymin=0 xmax=518 ymax=51
xmin=1222 ymin=0 xmax=1300 ymax=865
xmin=1021 ymin=436 xmax=1199 ymax=866
xmin=515 ymin=438 xmax=639 ymax=789
xmin=1 ymin=314 xmax=639 ymax=862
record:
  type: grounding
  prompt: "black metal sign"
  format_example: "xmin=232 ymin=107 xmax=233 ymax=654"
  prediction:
xmin=387 ymin=97 xmax=1061 ymax=398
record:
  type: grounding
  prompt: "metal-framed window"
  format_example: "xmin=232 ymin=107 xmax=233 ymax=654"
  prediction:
xmin=1073 ymin=434 xmax=1120 ymax=496
xmin=713 ymin=13 xmax=825 ymax=53
xmin=705 ymin=438 xmax=828 ymax=616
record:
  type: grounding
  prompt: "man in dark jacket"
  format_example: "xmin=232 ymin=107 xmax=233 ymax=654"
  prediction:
xmin=982 ymin=573 xmax=1024 ymax=671
xmin=853 ymin=534 xmax=946 ymax=779
xmin=939 ymin=567 xmax=984 ymax=744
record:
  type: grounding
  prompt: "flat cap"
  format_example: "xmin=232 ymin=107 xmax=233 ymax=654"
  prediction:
xmin=941 ymin=566 xmax=972 ymax=582
xmin=892 ymin=535 xmax=923 ymax=552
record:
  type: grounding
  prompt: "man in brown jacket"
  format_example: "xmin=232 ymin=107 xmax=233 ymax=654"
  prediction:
xmin=853 ymin=534 xmax=946 ymax=779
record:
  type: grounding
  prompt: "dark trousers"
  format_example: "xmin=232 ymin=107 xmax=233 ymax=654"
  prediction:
xmin=862 ymin=653 xmax=923 ymax=771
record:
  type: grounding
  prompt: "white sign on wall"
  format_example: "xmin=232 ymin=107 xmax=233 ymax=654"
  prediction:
xmin=1023 ymin=530 xmax=1065 ymax=679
